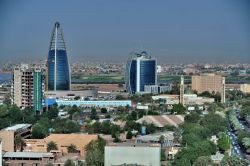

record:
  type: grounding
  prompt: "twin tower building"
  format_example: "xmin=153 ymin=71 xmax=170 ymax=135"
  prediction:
xmin=48 ymin=22 xmax=157 ymax=94
xmin=47 ymin=22 xmax=158 ymax=93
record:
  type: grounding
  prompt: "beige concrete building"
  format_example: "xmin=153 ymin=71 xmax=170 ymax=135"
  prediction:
xmin=191 ymin=74 xmax=224 ymax=94
xmin=3 ymin=152 xmax=55 ymax=166
xmin=240 ymin=84 xmax=250 ymax=94
xmin=0 ymin=124 xmax=32 ymax=152
xmin=25 ymin=134 xmax=98 ymax=158
xmin=12 ymin=64 xmax=44 ymax=109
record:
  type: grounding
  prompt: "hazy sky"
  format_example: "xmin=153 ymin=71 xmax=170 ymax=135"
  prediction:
xmin=0 ymin=0 xmax=249 ymax=64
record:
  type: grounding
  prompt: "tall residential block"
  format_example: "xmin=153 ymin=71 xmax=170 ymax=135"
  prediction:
xmin=47 ymin=22 xmax=70 ymax=91
xmin=12 ymin=64 xmax=44 ymax=112
xmin=191 ymin=74 xmax=224 ymax=94
xmin=180 ymin=75 xmax=184 ymax=104
xmin=221 ymin=77 xmax=226 ymax=103
xmin=125 ymin=51 xmax=157 ymax=94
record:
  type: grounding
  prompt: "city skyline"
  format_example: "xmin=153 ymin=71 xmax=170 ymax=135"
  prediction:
xmin=0 ymin=0 xmax=250 ymax=64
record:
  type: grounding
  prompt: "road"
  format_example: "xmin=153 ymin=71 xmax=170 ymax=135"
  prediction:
xmin=227 ymin=130 xmax=245 ymax=159
xmin=227 ymin=109 xmax=250 ymax=161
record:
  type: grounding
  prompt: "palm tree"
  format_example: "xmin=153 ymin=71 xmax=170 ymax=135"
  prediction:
xmin=14 ymin=135 xmax=26 ymax=152
xmin=47 ymin=141 xmax=58 ymax=152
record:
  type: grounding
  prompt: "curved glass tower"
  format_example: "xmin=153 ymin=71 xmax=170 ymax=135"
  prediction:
xmin=125 ymin=51 xmax=157 ymax=94
xmin=48 ymin=22 xmax=70 ymax=90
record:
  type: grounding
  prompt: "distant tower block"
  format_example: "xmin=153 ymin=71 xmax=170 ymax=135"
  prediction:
xmin=221 ymin=77 xmax=226 ymax=103
xmin=180 ymin=75 xmax=184 ymax=105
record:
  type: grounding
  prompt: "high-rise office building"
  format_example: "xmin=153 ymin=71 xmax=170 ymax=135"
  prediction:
xmin=191 ymin=74 xmax=225 ymax=94
xmin=125 ymin=51 xmax=157 ymax=94
xmin=47 ymin=22 xmax=70 ymax=91
xmin=12 ymin=64 xmax=44 ymax=113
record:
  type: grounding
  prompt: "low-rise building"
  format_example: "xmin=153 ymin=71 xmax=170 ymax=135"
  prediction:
xmin=152 ymin=94 xmax=214 ymax=105
xmin=46 ymin=89 xmax=98 ymax=99
xmin=136 ymin=131 xmax=174 ymax=147
xmin=105 ymin=143 xmax=161 ymax=166
xmin=0 ymin=124 xmax=32 ymax=152
xmin=25 ymin=134 xmax=98 ymax=157
xmin=144 ymin=84 xmax=172 ymax=94
xmin=55 ymin=99 xmax=132 ymax=108
xmin=240 ymin=84 xmax=250 ymax=94
xmin=3 ymin=152 xmax=54 ymax=166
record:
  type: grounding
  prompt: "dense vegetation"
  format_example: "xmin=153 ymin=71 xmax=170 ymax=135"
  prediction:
xmin=171 ymin=111 xmax=229 ymax=166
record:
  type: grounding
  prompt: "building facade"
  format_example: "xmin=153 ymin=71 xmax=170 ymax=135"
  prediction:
xmin=144 ymin=84 xmax=172 ymax=94
xmin=191 ymin=74 xmax=224 ymax=94
xmin=33 ymin=68 xmax=43 ymax=112
xmin=125 ymin=51 xmax=157 ymax=94
xmin=240 ymin=84 xmax=250 ymax=94
xmin=47 ymin=22 xmax=70 ymax=91
xmin=12 ymin=65 xmax=44 ymax=112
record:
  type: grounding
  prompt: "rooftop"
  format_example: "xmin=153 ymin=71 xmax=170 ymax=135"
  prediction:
xmin=136 ymin=115 xmax=184 ymax=128
xmin=4 ymin=124 xmax=31 ymax=131
xmin=3 ymin=152 xmax=53 ymax=158
xmin=136 ymin=131 xmax=174 ymax=142
xmin=107 ymin=143 xmax=160 ymax=147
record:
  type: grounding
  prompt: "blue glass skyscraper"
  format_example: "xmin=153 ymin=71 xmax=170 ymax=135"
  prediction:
xmin=47 ymin=22 xmax=70 ymax=90
xmin=125 ymin=51 xmax=157 ymax=94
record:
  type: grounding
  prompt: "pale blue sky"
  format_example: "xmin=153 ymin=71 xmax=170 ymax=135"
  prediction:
xmin=0 ymin=0 xmax=249 ymax=64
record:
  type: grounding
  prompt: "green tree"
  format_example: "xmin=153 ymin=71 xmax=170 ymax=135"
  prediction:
xmin=32 ymin=123 xmax=48 ymax=139
xmin=100 ymin=108 xmax=107 ymax=114
xmin=131 ymin=111 xmax=137 ymax=120
xmin=193 ymin=156 xmax=212 ymax=166
xmin=242 ymin=137 xmax=250 ymax=153
xmin=85 ymin=139 xmax=106 ymax=166
xmin=47 ymin=141 xmax=58 ymax=152
xmin=200 ymin=113 xmax=228 ymax=135
xmin=90 ymin=108 xmax=98 ymax=120
xmin=184 ymin=112 xmax=200 ymax=123
xmin=172 ymin=104 xmax=186 ymax=114
xmin=161 ymin=149 xmax=166 ymax=161
xmin=138 ymin=110 xmax=145 ymax=119
xmin=45 ymin=163 xmax=54 ymax=166
xmin=67 ymin=144 xmax=78 ymax=153
xmin=126 ymin=130 xmax=133 ymax=139
xmin=48 ymin=106 xmax=59 ymax=119
xmin=115 ymin=95 xmax=126 ymax=100
xmin=74 ymin=96 xmax=81 ymax=100
xmin=237 ymin=130 xmax=250 ymax=144
xmin=221 ymin=155 xmax=248 ymax=166
xmin=218 ymin=133 xmax=230 ymax=152
xmin=64 ymin=159 xmax=75 ymax=166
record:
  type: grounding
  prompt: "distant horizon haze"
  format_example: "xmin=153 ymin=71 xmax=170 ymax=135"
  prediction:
xmin=0 ymin=0 xmax=249 ymax=64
